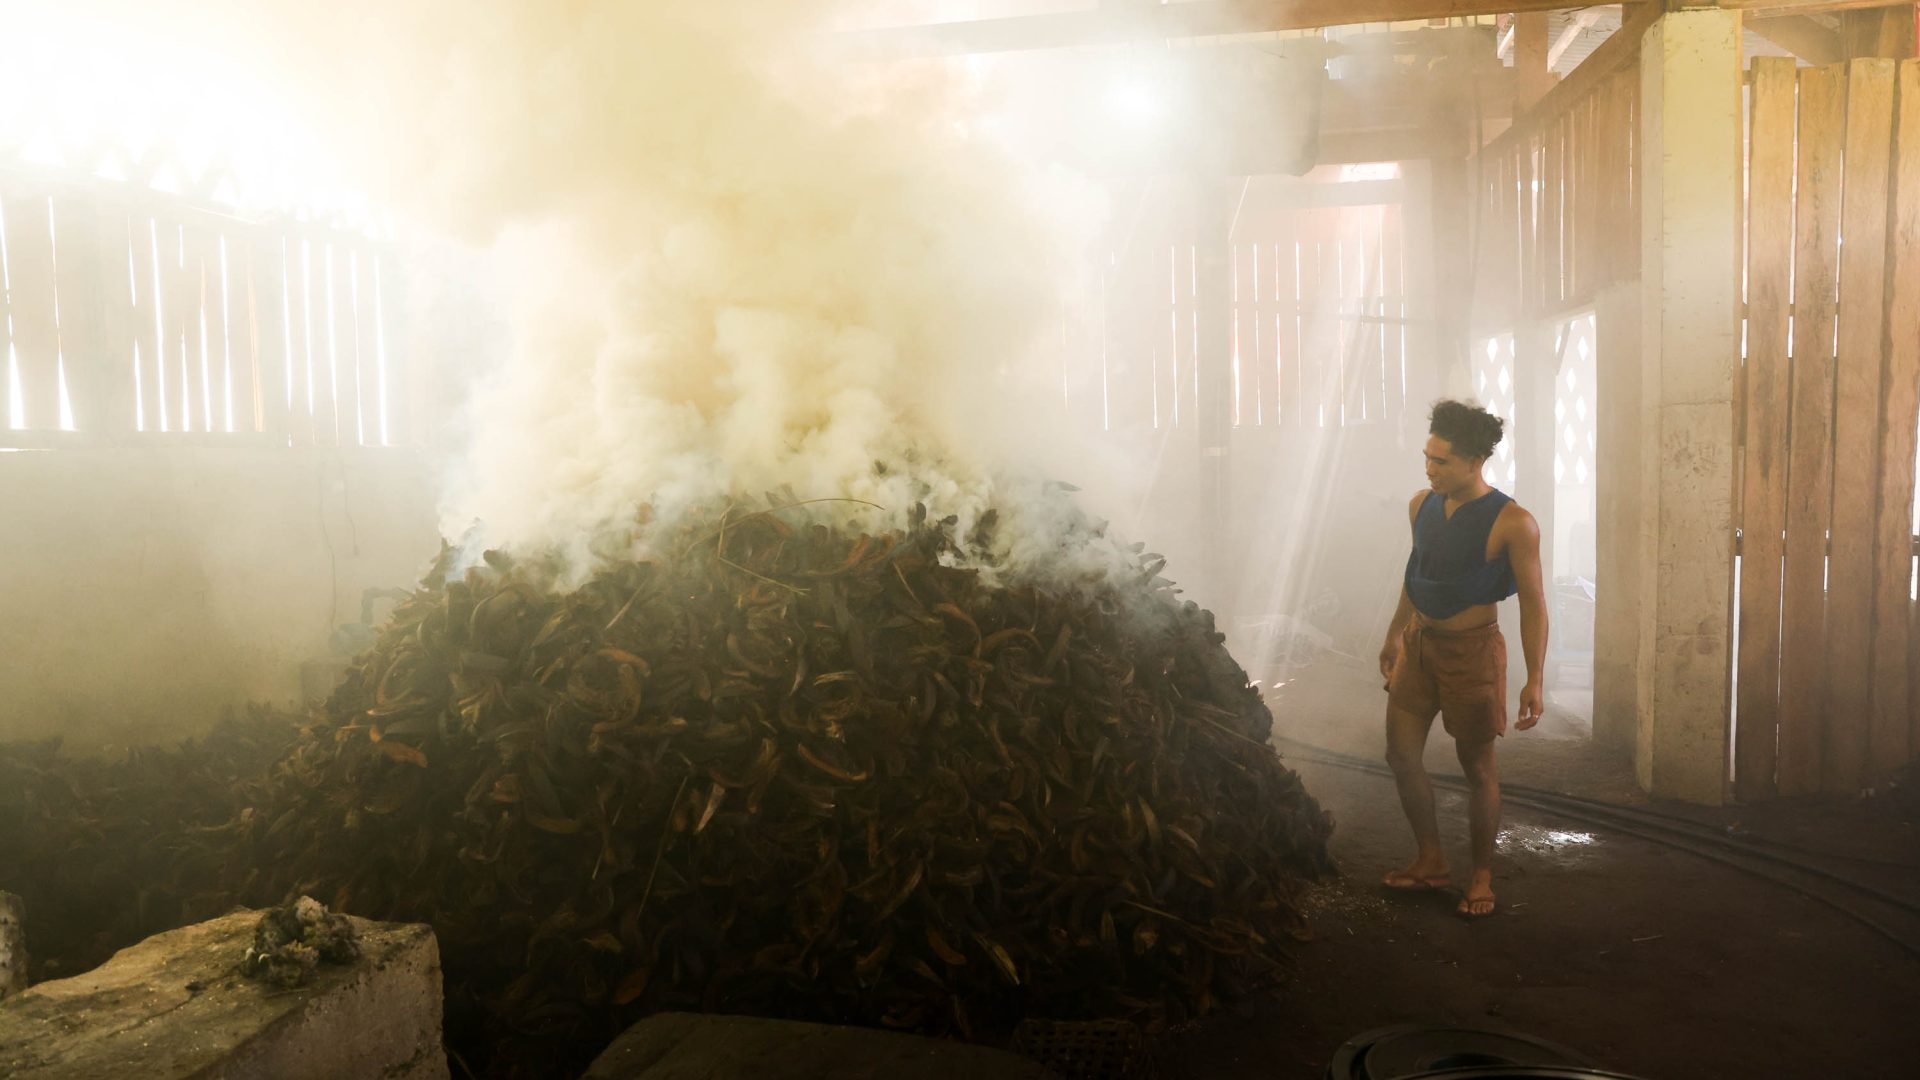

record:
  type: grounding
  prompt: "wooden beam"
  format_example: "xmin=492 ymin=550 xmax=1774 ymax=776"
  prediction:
xmin=851 ymin=0 xmax=1573 ymax=57
xmin=1517 ymin=13 xmax=1555 ymax=111
xmin=1713 ymin=1 xmax=1920 ymax=17
xmin=1839 ymin=6 xmax=1917 ymax=58
xmin=1484 ymin=3 xmax=1662 ymax=156
xmin=856 ymin=0 xmax=1920 ymax=61
xmin=1747 ymin=14 xmax=1847 ymax=64
xmin=1548 ymin=10 xmax=1608 ymax=68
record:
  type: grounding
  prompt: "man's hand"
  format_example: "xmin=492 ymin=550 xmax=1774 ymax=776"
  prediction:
xmin=1517 ymin=681 xmax=1544 ymax=731
xmin=1378 ymin=636 xmax=1404 ymax=690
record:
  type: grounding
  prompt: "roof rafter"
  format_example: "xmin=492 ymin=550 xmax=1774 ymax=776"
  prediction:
xmin=852 ymin=1 xmax=1909 ymax=57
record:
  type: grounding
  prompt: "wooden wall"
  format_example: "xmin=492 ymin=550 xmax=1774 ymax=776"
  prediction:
xmin=1735 ymin=57 xmax=1920 ymax=799
xmin=1471 ymin=34 xmax=1642 ymax=335
xmin=0 ymin=175 xmax=402 ymax=448
xmin=1089 ymin=177 xmax=1410 ymax=436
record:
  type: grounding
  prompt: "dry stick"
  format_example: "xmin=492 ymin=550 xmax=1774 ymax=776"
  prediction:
xmin=605 ymin=584 xmax=647 ymax=631
xmin=893 ymin=562 xmax=923 ymax=608
xmin=683 ymin=497 xmax=888 ymax=558
xmin=634 ymin=775 xmax=692 ymax=926
xmin=1192 ymin=713 xmax=1271 ymax=751
xmin=718 ymin=556 xmax=809 ymax=595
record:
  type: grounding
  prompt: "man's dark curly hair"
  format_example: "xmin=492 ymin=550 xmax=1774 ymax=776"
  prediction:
xmin=1429 ymin=399 xmax=1504 ymax=461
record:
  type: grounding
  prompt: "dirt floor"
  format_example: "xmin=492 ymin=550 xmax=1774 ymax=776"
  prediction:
xmin=1149 ymin=653 xmax=1920 ymax=1080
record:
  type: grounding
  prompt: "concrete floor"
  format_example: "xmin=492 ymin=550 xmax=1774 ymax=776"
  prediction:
xmin=1150 ymin=655 xmax=1920 ymax=1079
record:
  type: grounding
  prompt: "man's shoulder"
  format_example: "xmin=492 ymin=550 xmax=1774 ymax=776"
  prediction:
xmin=1494 ymin=499 xmax=1541 ymax=540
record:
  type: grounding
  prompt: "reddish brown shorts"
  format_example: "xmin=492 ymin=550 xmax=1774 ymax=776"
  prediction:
xmin=1387 ymin=621 xmax=1507 ymax=742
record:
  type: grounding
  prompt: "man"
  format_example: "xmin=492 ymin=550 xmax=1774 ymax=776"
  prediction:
xmin=1376 ymin=399 xmax=1548 ymax=918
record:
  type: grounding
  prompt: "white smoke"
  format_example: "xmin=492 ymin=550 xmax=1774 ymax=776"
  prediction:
xmin=262 ymin=1 xmax=1121 ymax=572
xmin=13 ymin=0 xmax=1137 ymax=579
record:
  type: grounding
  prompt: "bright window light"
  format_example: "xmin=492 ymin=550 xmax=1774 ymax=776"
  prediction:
xmin=1339 ymin=162 xmax=1401 ymax=182
xmin=1106 ymin=77 xmax=1167 ymax=129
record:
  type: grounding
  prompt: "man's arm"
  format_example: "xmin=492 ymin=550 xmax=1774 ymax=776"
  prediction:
xmin=1379 ymin=491 xmax=1427 ymax=686
xmin=1501 ymin=506 xmax=1549 ymax=729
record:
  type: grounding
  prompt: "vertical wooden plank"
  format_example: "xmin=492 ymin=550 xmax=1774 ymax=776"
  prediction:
xmin=1569 ymin=100 xmax=1586 ymax=302
xmin=1874 ymin=60 xmax=1920 ymax=777
xmin=48 ymin=194 xmax=122 ymax=437
xmin=285 ymin=234 xmax=315 ymax=445
xmin=376 ymin=247 xmax=408 ymax=445
xmin=1361 ymin=217 xmax=1379 ymax=422
xmin=219 ymin=233 xmax=257 ymax=433
xmin=88 ymin=197 xmax=139 ymax=436
xmin=330 ymin=243 xmax=362 ymax=446
xmin=0 ymin=195 xmax=10 ymax=433
xmin=1315 ymin=217 xmax=1340 ymax=426
xmin=182 ymin=225 xmax=212 ymax=435
xmin=1542 ymin=120 xmax=1563 ymax=314
xmin=1297 ymin=219 xmax=1323 ymax=428
xmin=1825 ymin=59 xmax=1897 ymax=794
xmin=245 ymin=234 xmax=288 ymax=438
xmin=3 ymin=189 xmax=63 ymax=430
xmin=207 ymin=232 xmax=241 ymax=433
xmin=1337 ymin=228 xmax=1358 ymax=424
xmin=1626 ymin=70 xmax=1642 ymax=281
xmin=1505 ymin=149 xmax=1522 ymax=323
xmin=1780 ymin=64 xmax=1848 ymax=796
xmin=1116 ymin=234 xmax=1154 ymax=433
xmin=1735 ymin=58 xmax=1799 ymax=802
xmin=1518 ymin=140 xmax=1539 ymax=322
xmin=1276 ymin=223 xmax=1299 ymax=429
xmin=353 ymin=248 xmax=385 ymax=444
xmin=127 ymin=212 xmax=163 ymax=432
xmin=1599 ymin=75 xmax=1621 ymax=288
xmin=1582 ymin=91 xmax=1600 ymax=295
xmin=346 ymin=247 xmax=374 ymax=445
xmin=306 ymin=233 xmax=338 ymax=446
xmin=1384 ymin=202 xmax=1405 ymax=420
xmin=152 ymin=218 xmax=193 ymax=433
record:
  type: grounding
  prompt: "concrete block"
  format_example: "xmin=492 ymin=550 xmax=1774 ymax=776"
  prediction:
xmin=0 ymin=909 xmax=448 ymax=1080
xmin=583 ymin=1012 xmax=1058 ymax=1080
xmin=0 ymin=892 xmax=24 ymax=999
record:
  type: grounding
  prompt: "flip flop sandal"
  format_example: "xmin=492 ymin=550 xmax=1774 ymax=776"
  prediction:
xmin=1382 ymin=871 xmax=1452 ymax=890
xmin=1455 ymin=893 xmax=1498 ymax=918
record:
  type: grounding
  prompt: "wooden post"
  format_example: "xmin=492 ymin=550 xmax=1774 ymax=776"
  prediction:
xmin=1841 ymin=7 xmax=1918 ymax=60
xmin=1516 ymin=12 xmax=1555 ymax=113
xmin=1592 ymin=282 xmax=1645 ymax=759
xmin=1637 ymin=7 xmax=1743 ymax=803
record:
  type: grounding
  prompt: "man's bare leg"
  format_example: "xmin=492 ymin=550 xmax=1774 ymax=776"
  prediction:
xmin=1454 ymin=735 xmax=1500 ymax=915
xmin=1383 ymin=703 xmax=1449 ymax=886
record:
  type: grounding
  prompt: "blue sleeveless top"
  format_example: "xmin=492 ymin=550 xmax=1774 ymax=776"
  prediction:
xmin=1404 ymin=489 xmax=1517 ymax=619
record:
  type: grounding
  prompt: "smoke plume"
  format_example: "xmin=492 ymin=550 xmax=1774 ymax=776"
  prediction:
xmin=190 ymin=0 xmax=1119 ymax=573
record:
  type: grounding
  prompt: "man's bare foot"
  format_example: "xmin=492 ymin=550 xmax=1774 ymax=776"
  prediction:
xmin=1456 ymin=870 xmax=1496 ymax=917
xmin=1382 ymin=856 xmax=1451 ymax=890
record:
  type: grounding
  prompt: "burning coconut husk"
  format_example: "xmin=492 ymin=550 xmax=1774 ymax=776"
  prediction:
xmin=0 ymin=497 xmax=1333 ymax=1077
xmin=222 ymin=497 xmax=1333 ymax=1074
xmin=0 ymin=709 xmax=300 ymax=981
